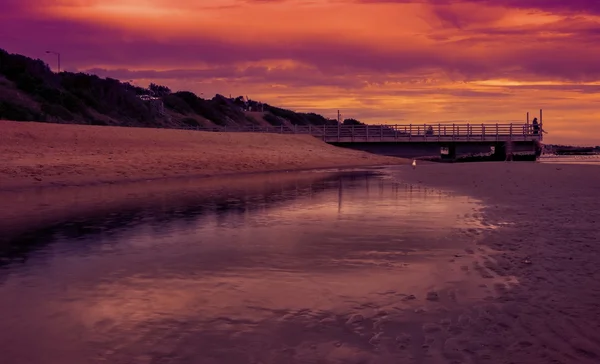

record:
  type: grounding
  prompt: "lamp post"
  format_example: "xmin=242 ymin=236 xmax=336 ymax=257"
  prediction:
xmin=45 ymin=50 xmax=60 ymax=73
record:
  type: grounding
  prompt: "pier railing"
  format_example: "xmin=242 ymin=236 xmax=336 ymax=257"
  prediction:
xmin=181 ymin=123 xmax=543 ymax=143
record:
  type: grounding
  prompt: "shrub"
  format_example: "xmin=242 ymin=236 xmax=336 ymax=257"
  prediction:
xmin=264 ymin=113 xmax=283 ymax=126
xmin=181 ymin=117 xmax=198 ymax=126
xmin=164 ymin=94 xmax=193 ymax=114
xmin=41 ymin=103 xmax=74 ymax=121
xmin=0 ymin=101 xmax=42 ymax=121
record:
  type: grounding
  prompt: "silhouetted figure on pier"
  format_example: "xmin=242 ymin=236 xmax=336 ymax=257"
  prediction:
xmin=532 ymin=118 xmax=539 ymax=135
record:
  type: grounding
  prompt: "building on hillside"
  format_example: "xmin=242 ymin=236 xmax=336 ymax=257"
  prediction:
xmin=137 ymin=95 xmax=165 ymax=116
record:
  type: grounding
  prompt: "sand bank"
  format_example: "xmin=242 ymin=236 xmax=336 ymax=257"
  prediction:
xmin=396 ymin=162 xmax=600 ymax=363
xmin=0 ymin=120 xmax=405 ymax=191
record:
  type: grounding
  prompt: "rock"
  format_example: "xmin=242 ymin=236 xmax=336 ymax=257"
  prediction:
xmin=402 ymin=294 xmax=416 ymax=301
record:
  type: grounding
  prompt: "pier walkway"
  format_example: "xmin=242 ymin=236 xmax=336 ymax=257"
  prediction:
xmin=193 ymin=123 xmax=543 ymax=143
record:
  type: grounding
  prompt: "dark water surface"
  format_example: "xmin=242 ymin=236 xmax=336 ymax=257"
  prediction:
xmin=0 ymin=169 xmax=490 ymax=363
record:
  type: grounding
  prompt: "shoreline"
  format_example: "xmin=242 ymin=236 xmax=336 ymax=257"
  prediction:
xmin=0 ymin=161 xmax=395 ymax=193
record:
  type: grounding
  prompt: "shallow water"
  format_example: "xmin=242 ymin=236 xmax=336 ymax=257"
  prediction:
xmin=538 ymin=154 xmax=600 ymax=165
xmin=0 ymin=170 xmax=491 ymax=363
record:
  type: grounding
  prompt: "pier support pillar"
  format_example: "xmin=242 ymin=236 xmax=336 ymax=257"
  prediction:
xmin=440 ymin=144 xmax=456 ymax=161
xmin=491 ymin=143 xmax=507 ymax=161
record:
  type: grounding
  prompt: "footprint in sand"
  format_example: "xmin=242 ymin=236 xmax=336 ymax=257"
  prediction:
xmin=395 ymin=333 xmax=411 ymax=347
xmin=473 ymin=261 xmax=495 ymax=279
xmin=426 ymin=291 xmax=440 ymax=301
xmin=570 ymin=338 xmax=599 ymax=358
xmin=319 ymin=317 xmax=337 ymax=325
xmin=345 ymin=314 xmax=364 ymax=326
xmin=443 ymin=338 xmax=465 ymax=360
xmin=422 ymin=323 xmax=443 ymax=333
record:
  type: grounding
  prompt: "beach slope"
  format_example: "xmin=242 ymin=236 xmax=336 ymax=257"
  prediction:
xmin=0 ymin=120 xmax=405 ymax=190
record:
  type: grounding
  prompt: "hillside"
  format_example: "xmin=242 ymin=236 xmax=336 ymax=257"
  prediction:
xmin=0 ymin=48 xmax=364 ymax=129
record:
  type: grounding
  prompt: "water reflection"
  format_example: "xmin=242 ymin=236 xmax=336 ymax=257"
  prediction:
xmin=0 ymin=170 xmax=490 ymax=364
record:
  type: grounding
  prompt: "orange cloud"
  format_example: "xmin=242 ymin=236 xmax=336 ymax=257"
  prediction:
xmin=2 ymin=0 xmax=600 ymax=144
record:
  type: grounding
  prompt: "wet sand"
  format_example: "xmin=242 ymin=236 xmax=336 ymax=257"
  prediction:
xmin=396 ymin=162 xmax=600 ymax=363
xmin=0 ymin=120 xmax=405 ymax=191
xmin=6 ymin=162 xmax=599 ymax=363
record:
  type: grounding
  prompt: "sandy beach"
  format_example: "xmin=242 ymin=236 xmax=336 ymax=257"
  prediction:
xmin=2 ymin=119 xmax=600 ymax=363
xmin=0 ymin=120 xmax=405 ymax=191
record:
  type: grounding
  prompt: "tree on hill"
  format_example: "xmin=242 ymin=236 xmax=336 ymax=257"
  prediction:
xmin=0 ymin=47 xmax=367 ymax=129
xmin=149 ymin=83 xmax=171 ymax=97
xmin=343 ymin=118 xmax=364 ymax=125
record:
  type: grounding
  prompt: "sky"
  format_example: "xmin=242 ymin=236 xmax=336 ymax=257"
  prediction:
xmin=1 ymin=0 xmax=600 ymax=145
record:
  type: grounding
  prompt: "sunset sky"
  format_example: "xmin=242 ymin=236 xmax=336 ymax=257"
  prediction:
xmin=2 ymin=0 xmax=600 ymax=144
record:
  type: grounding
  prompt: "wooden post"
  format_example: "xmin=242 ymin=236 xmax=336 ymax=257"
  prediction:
xmin=540 ymin=109 xmax=543 ymax=141
xmin=380 ymin=125 xmax=383 ymax=141
xmin=438 ymin=124 xmax=441 ymax=142
xmin=409 ymin=124 xmax=412 ymax=141
xmin=337 ymin=123 xmax=340 ymax=142
xmin=495 ymin=123 xmax=499 ymax=141
xmin=452 ymin=124 xmax=455 ymax=140
xmin=366 ymin=125 xmax=369 ymax=141
xmin=467 ymin=123 xmax=470 ymax=141
xmin=482 ymin=123 xmax=485 ymax=141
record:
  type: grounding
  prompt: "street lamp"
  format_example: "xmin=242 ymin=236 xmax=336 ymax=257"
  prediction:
xmin=45 ymin=50 xmax=60 ymax=73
